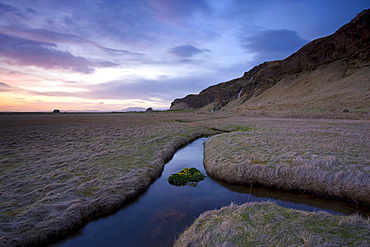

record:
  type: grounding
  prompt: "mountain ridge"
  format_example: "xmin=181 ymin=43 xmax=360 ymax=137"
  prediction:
xmin=170 ymin=9 xmax=370 ymax=118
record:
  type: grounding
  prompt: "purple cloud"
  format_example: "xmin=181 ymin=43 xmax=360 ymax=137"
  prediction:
xmin=0 ymin=26 xmax=142 ymax=56
xmin=0 ymin=2 xmax=23 ymax=20
xmin=148 ymin=0 xmax=210 ymax=21
xmin=0 ymin=2 xmax=18 ymax=13
xmin=1 ymin=0 xmax=368 ymax=113
xmin=169 ymin=45 xmax=210 ymax=58
xmin=0 ymin=33 xmax=118 ymax=73
xmin=0 ymin=82 xmax=12 ymax=92
xmin=241 ymin=29 xmax=308 ymax=63
xmin=29 ymin=73 xmax=219 ymax=103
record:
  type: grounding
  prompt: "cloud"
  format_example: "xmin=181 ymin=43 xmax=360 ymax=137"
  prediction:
xmin=2 ymin=0 xmax=367 ymax=113
xmin=42 ymin=72 xmax=221 ymax=104
xmin=148 ymin=0 xmax=211 ymax=22
xmin=0 ymin=1 xmax=159 ymax=52
xmin=56 ymin=1 xmax=164 ymax=47
xmin=0 ymin=33 xmax=118 ymax=73
xmin=241 ymin=29 xmax=309 ymax=63
xmin=0 ymin=82 xmax=12 ymax=92
xmin=169 ymin=45 xmax=210 ymax=58
xmin=0 ymin=26 xmax=142 ymax=56
xmin=0 ymin=2 xmax=18 ymax=13
xmin=0 ymin=2 xmax=23 ymax=21
xmin=81 ymin=79 xmax=183 ymax=102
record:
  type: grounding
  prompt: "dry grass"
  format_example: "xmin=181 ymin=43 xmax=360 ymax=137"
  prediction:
xmin=175 ymin=201 xmax=370 ymax=247
xmin=0 ymin=112 xmax=217 ymax=246
xmin=203 ymin=117 xmax=370 ymax=206
xmin=1 ymin=112 xmax=369 ymax=246
xmin=229 ymin=60 xmax=370 ymax=120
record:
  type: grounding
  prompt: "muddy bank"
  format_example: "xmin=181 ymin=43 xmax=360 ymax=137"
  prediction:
xmin=175 ymin=201 xmax=370 ymax=246
xmin=0 ymin=113 xmax=217 ymax=247
xmin=203 ymin=117 xmax=370 ymax=207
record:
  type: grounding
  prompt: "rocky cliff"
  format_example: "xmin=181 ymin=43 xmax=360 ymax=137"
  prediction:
xmin=170 ymin=9 xmax=370 ymax=116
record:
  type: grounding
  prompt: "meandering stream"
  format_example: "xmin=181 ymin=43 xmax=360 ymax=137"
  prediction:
xmin=53 ymin=137 xmax=369 ymax=247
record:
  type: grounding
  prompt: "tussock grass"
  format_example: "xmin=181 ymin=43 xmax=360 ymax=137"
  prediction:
xmin=0 ymin=113 xmax=217 ymax=246
xmin=204 ymin=117 xmax=370 ymax=206
xmin=175 ymin=201 xmax=370 ymax=247
xmin=2 ymin=113 xmax=369 ymax=246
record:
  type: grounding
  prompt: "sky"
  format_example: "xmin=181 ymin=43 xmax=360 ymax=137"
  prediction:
xmin=0 ymin=0 xmax=369 ymax=112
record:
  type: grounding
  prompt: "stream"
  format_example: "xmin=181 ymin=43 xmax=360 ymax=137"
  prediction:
xmin=53 ymin=137 xmax=369 ymax=247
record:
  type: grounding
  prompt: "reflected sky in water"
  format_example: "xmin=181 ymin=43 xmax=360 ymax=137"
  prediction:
xmin=53 ymin=138 xmax=369 ymax=247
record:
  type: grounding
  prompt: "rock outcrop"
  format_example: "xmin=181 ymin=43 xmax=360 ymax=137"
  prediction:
xmin=169 ymin=9 xmax=370 ymax=114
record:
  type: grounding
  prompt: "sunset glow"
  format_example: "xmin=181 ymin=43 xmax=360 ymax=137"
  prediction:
xmin=0 ymin=0 xmax=368 ymax=112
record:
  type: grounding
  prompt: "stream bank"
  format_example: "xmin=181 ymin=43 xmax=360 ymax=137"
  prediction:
xmin=203 ymin=119 xmax=370 ymax=207
xmin=53 ymin=137 xmax=370 ymax=247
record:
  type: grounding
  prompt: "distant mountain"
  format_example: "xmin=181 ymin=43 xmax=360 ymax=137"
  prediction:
xmin=170 ymin=9 xmax=370 ymax=118
xmin=122 ymin=107 xmax=147 ymax=112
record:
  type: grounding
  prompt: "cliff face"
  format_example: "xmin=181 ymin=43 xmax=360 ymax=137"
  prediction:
xmin=170 ymin=9 xmax=370 ymax=113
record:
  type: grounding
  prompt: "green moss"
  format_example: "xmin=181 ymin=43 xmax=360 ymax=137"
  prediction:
xmin=168 ymin=168 xmax=206 ymax=186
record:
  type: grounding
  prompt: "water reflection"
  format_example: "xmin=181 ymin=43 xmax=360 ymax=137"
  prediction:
xmin=53 ymin=138 xmax=369 ymax=247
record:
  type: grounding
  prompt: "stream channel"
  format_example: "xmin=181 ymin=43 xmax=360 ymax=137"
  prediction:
xmin=53 ymin=137 xmax=370 ymax=247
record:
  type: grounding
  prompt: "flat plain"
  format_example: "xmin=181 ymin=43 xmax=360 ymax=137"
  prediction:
xmin=0 ymin=112 xmax=217 ymax=246
xmin=0 ymin=112 xmax=369 ymax=246
xmin=203 ymin=116 xmax=370 ymax=206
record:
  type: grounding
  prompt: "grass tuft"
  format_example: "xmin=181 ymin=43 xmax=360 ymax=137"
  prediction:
xmin=175 ymin=202 xmax=370 ymax=247
xmin=203 ymin=118 xmax=370 ymax=207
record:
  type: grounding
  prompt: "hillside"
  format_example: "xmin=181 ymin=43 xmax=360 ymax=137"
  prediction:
xmin=170 ymin=9 xmax=370 ymax=118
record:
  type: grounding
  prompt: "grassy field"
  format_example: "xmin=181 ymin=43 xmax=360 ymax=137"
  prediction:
xmin=0 ymin=112 xmax=217 ymax=246
xmin=175 ymin=201 xmax=370 ymax=247
xmin=203 ymin=117 xmax=370 ymax=207
xmin=0 ymin=112 xmax=369 ymax=246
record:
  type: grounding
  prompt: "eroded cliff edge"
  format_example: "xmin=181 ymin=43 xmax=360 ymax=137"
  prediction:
xmin=170 ymin=9 xmax=370 ymax=116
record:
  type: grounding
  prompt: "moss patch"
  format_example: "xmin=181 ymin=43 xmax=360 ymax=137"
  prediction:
xmin=168 ymin=168 xmax=206 ymax=186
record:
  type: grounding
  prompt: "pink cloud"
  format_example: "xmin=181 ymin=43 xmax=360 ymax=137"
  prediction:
xmin=0 ymin=33 xmax=118 ymax=74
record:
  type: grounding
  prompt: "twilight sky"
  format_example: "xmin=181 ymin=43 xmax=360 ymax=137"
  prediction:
xmin=0 ymin=0 xmax=368 ymax=112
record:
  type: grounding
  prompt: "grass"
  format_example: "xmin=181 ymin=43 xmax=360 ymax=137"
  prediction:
xmin=203 ymin=117 xmax=370 ymax=206
xmin=174 ymin=201 xmax=370 ymax=247
xmin=1 ymin=112 xmax=369 ymax=246
xmin=0 ymin=113 xmax=218 ymax=246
